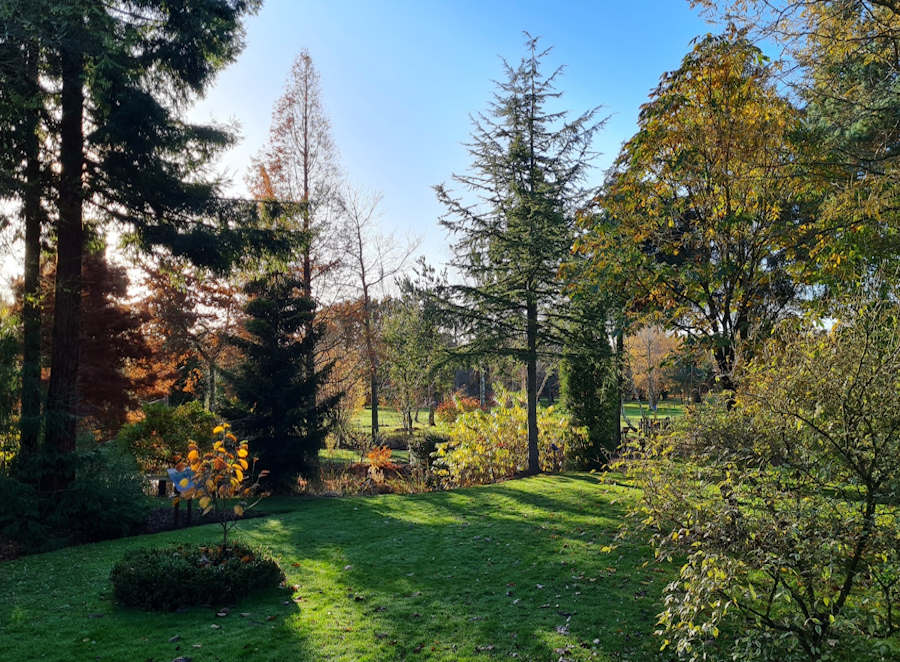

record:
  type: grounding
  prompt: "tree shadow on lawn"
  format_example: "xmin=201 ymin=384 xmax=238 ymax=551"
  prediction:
xmin=239 ymin=473 xmax=677 ymax=661
xmin=0 ymin=529 xmax=314 ymax=662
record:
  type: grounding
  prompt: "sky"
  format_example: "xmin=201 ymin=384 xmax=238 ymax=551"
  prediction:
xmin=185 ymin=0 xmax=718 ymax=271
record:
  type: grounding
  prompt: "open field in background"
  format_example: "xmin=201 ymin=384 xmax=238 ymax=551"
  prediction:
xmin=345 ymin=401 xmax=687 ymax=439
xmin=1 ymin=474 xmax=676 ymax=662
xmin=318 ymin=447 xmax=410 ymax=465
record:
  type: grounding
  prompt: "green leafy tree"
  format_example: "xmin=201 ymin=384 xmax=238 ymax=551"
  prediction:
xmin=435 ymin=34 xmax=605 ymax=473
xmin=115 ymin=401 xmax=217 ymax=474
xmin=559 ymin=295 xmax=618 ymax=468
xmin=580 ymin=34 xmax=817 ymax=392
xmin=693 ymin=1 xmax=900 ymax=282
xmin=617 ymin=280 xmax=900 ymax=661
xmin=225 ymin=272 xmax=338 ymax=489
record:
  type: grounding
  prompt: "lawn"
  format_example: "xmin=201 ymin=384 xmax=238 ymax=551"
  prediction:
xmin=0 ymin=474 xmax=675 ymax=662
xmin=622 ymin=400 xmax=684 ymax=421
xmin=318 ymin=447 xmax=410 ymax=464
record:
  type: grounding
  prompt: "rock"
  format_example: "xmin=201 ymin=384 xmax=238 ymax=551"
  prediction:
xmin=168 ymin=635 xmax=181 ymax=643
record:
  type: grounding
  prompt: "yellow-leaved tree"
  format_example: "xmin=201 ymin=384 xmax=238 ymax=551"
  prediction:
xmin=172 ymin=423 xmax=267 ymax=549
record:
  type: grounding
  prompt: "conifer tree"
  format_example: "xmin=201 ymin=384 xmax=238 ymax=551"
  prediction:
xmin=435 ymin=34 xmax=605 ymax=473
xmin=226 ymin=272 xmax=338 ymax=489
xmin=1 ymin=2 xmax=295 ymax=486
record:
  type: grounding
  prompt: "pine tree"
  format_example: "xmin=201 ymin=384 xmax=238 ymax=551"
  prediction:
xmin=226 ymin=272 xmax=338 ymax=490
xmin=435 ymin=34 xmax=605 ymax=473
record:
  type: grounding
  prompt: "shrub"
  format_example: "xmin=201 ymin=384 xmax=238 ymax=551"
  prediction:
xmin=58 ymin=444 xmax=150 ymax=543
xmin=0 ymin=445 xmax=149 ymax=552
xmin=435 ymin=391 xmax=483 ymax=424
xmin=617 ymin=288 xmax=900 ymax=661
xmin=435 ymin=387 xmax=585 ymax=486
xmin=0 ymin=475 xmax=48 ymax=549
xmin=409 ymin=432 xmax=445 ymax=470
xmin=110 ymin=543 xmax=284 ymax=611
xmin=115 ymin=401 xmax=217 ymax=473
xmin=377 ymin=429 xmax=410 ymax=450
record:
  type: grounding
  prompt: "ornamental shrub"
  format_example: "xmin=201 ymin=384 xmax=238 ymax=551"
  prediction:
xmin=616 ymin=287 xmax=900 ymax=661
xmin=115 ymin=401 xmax=217 ymax=473
xmin=435 ymin=387 xmax=585 ymax=486
xmin=110 ymin=542 xmax=284 ymax=611
xmin=435 ymin=391 xmax=483 ymax=424
xmin=409 ymin=432 xmax=445 ymax=470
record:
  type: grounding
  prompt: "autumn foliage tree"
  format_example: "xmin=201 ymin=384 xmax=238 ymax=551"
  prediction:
xmin=693 ymin=1 xmax=900 ymax=282
xmin=30 ymin=241 xmax=152 ymax=440
xmin=580 ymin=34 xmax=817 ymax=391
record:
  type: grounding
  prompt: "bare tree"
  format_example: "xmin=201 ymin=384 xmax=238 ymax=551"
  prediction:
xmin=251 ymin=50 xmax=344 ymax=421
xmin=337 ymin=186 xmax=418 ymax=440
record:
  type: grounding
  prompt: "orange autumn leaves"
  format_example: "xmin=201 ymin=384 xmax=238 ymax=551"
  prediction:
xmin=172 ymin=423 xmax=265 ymax=518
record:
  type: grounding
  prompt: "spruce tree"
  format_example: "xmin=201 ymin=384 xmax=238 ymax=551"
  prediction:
xmin=435 ymin=34 xmax=605 ymax=473
xmin=226 ymin=272 xmax=338 ymax=490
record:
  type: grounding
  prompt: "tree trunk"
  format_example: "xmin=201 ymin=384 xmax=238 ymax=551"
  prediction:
xmin=205 ymin=360 xmax=217 ymax=412
xmin=19 ymin=41 xmax=42 ymax=457
xmin=479 ymin=367 xmax=486 ymax=407
xmin=526 ymin=298 xmax=539 ymax=474
xmin=370 ymin=367 xmax=379 ymax=440
xmin=615 ymin=328 xmax=624 ymax=446
xmin=45 ymin=46 xmax=85 ymax=487
xmin=714 ymin=345 xmax=736 ymax=394
xmin=427 ymin=383 xmax=436 ymax=426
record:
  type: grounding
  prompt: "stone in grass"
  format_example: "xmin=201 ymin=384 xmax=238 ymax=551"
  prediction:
xmin=168 ymin=635 xmax=182 ymax=643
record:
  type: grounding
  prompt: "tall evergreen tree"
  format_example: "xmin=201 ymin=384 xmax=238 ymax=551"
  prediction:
xmin=1 ymin=2 xmax=296 ymax=486
xmin=0 ymin=0 xmax=50 ymax=458
xmin=226 ymin=272 xmax=338 ymax=490
xmin=435 ymin=34 xmax=605 ymax=473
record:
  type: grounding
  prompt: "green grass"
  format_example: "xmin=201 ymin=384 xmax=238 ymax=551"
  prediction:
xmin=622 ymin=400 xmax=685 ymax=421
xmin=318 ymin=447 xmax=410 ymax=464
xmin=0 ymin=474 xmax=675 ymax=661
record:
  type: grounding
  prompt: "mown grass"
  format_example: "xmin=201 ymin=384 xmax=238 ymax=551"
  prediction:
xmin=318 ymin=447 xmax=410 ymax=464
xmin=0 ymin=474 xmax=676 ymax=662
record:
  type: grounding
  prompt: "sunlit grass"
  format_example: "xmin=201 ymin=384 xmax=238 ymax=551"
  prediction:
xmin=0 ymin=473 xmax=676 ymax=661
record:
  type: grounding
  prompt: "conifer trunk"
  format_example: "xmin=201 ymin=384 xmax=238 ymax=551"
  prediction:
xmin=526 ymin=297 xmax=539 ymax=474
xmin=20 ymin=41 xmax=42 ymax=457
xmin=45 ymin=45 xmax=85 ymax=483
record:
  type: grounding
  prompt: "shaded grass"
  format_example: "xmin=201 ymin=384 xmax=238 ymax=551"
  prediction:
xmin=0 ymin=473 xmax=675 ymax=661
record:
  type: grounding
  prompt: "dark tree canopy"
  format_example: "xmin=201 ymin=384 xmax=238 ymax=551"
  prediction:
xmin=226 ymin=272 xmax=338 ymax=490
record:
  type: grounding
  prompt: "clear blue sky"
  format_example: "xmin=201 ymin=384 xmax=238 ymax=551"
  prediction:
xmin=187 ymin=0 xmax=717 ymax=269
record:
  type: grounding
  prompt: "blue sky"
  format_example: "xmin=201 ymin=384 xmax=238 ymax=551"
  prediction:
xmin=187 ymin=0 xmax=717 ymax=268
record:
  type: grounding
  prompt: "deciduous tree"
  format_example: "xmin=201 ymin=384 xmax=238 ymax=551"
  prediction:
xmin=580 ymin=34 xmax=816 ymax=391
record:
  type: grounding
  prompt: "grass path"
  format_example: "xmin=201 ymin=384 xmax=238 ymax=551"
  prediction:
xmin=0 ymin=474 xmax=675 ymax=661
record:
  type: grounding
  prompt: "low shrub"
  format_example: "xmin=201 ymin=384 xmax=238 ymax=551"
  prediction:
xmin=435 ymin=391 xmax=483 ymax=424
xmin=409 ymin=432 xmax=445 ymax=470
xmin=110 ymin=542 xmax=284 ymax=611
xmin=59 ymin=444 xmax=150 ymax=543
xmin=1 ymin=445 xmax=149 ymax=553
xmin=116 ymin=401 xmax=217 ymax=474
xmin=435 ymin=387 xmax=585 ymax=487
xmin=377 ymin=429 xmax=410 ymax=450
